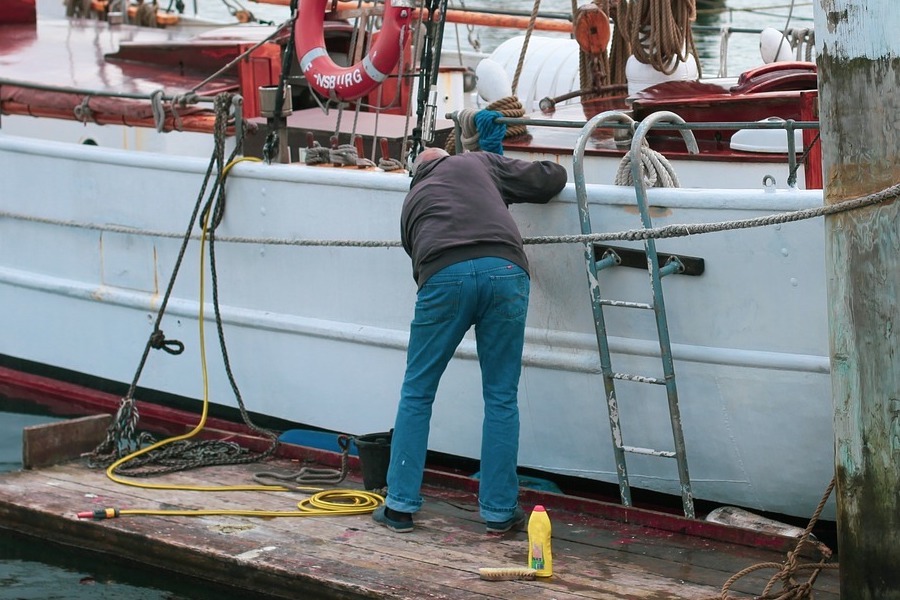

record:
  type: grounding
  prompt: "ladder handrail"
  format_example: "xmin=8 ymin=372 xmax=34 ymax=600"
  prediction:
xmin=629 ymin=111 xmax=698 ymax=518
xmin=629 ymin=111 xmax=700 ymax=228
xmin=573 ymin=111 xmax=637 ymax=508
xmin=573 ymin=110 xmax=635 ymax=234
xmin=572 ymin=110 xmax=698 ymax=518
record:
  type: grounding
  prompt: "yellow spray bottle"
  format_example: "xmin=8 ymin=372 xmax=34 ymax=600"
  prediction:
xmin=527 ymin=505 xmax=552 ymax=577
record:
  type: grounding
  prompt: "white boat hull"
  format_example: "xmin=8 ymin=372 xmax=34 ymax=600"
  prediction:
xmin=0 ymin=132 xmax=834 ymax=519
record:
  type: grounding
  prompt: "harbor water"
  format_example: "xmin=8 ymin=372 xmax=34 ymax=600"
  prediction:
xmin=1 ymin=0 xmax=814 ymax=597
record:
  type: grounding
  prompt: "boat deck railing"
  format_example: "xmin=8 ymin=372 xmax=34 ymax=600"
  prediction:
xmin=693 ymin=25 xmax=816 ymax=77
xmin=447 ymin=111 xmax=820 ymax=188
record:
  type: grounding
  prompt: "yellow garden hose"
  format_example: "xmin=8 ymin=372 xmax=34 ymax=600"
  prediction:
xmin=79 ymin=157 xmax=384 ymax=520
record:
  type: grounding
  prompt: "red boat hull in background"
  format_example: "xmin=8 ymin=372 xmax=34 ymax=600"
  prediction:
xmin=0 ymin=0 xmax=36 ymax=24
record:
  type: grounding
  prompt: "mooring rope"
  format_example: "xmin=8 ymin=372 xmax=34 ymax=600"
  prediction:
xmin=6 ymin=182 xmax=897 ymax=249
xmin=702 ymin=477 xmax=838 ymax=600
xmin=86 ymin=92 xmax=280 ymax=475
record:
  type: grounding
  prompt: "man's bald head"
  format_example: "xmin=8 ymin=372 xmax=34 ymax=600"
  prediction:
xmin=411 ymin=147 xmax=450 ymax=176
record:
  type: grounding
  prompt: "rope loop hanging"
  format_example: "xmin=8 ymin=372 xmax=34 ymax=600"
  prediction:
xmin=253 ymin=435 xmax=353 ymax=489
xmin=615 ymin=140 xmax=680 ymax=188
xmin=628 ymin=0 xmax=701 ymax=77
xmin=88 ymin=92 xmax=279 ymax=474
xmin=148 ymin=329 xmax=185 ymax=355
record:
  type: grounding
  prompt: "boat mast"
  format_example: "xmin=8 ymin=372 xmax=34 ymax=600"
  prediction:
xmin=817 ymin=0 xmax=900 ymax=593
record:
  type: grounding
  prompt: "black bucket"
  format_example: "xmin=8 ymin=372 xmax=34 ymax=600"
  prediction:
xmin=353 ymin=431 xmax=392 ymax=490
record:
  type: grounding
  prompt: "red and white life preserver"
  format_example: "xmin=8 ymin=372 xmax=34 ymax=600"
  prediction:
xmin=295 ymin=0 xmax=414 ymax=102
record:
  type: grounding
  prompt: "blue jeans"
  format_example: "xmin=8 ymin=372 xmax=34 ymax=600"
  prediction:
xmin=386 ymin=257 xmax=529 ymax=523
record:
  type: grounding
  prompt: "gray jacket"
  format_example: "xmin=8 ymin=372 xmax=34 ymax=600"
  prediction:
xmin=401 ymin=152 xmax=568 ymax=288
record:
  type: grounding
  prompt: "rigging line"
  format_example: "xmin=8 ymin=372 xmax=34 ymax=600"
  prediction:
xmin=409 ymin=0 xmax=447 ymax=158
xmin=401 ymin=5 xmax=428 ymax=166
xmin=84 ymin=155 xmax=384 ymax=516
xmin=206 ymin=168 xmax=281 ymax=453
xmin=121 ymin=94 xmax=235 ymax=403
xmin=189 ymin=18 xmax=294 ymax=95
xmin=776 ymin=0 xmax=798 ymax=62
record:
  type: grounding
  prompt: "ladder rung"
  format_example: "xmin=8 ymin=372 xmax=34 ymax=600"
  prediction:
xmin=612 ymin=372 xmax=665 ymax=385
xmin=622 ymin=445 xmax=676 ymax=458
xmin=599 ymin=299 xmax=653 ymax=309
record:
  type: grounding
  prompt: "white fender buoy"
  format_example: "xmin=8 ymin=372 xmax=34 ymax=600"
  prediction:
xmin=475 ymin=59 xmax=512 ymax=103
xmin=759 ymin=27 xmax=795 ymax=64
xmin=625 ymin=54 xmax=699 ymax=96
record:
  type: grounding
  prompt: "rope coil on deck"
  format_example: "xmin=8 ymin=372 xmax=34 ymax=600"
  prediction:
xmin=70 ymin=93 xmax=386 ymax=520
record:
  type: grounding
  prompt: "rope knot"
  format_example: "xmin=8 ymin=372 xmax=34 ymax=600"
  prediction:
xmin=473 ymin=109 xmax=507 ymax=154
xmin=73 ymin=96 xmax=95 ymax=124
xmin=304 ymin=140 xmax=331 ymax=165
xmin=150 ymin=89 xmax=167 ymax=132
xmin=149 ymin=329 xmax=185 ymax=355
xmin=329 ymin=144 xmax=360 ymax=166
xmin=445 ymin=96 xmax=526 ymax=155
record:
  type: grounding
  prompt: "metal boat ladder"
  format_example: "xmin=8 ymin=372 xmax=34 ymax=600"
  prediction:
xmin=572 ymin=111 xmax=699 ymax=518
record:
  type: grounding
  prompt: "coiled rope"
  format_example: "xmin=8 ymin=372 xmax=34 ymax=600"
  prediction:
xmin=444 ymin=96 xmax=528 ymax=154
xmin=628 ymin=0 xmax=701 ymax=77
xmin=614 ymin=140 xmax=680 ymax=188
xmin=607 ymin=0 xmax=632 ymax=90
xmin=378 ymin=155 xmax=405 ymax=171
xmin=304 ymin=140 xmax=331 ymax=164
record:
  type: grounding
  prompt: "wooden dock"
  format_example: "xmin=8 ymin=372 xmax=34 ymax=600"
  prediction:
xmin=0 ymin=443 xmax=840 ymax=599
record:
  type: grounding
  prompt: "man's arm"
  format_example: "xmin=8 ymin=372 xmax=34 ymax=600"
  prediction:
xmin=487 ymin=154 xmax=568 ymax=205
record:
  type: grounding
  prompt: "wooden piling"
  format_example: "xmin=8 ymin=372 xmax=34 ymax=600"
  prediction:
xmin=816 ymin=0 xmax=900 ymax=596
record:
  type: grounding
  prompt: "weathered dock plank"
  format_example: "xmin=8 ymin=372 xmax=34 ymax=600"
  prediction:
xmin=0 ymin=458 xmax=840 ymax=599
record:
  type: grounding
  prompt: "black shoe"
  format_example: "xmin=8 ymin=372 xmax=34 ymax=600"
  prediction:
xmin=485 ymin=507 xmax=525 ymax=534
xmin=372 ymin=506 xmax=414 ymax=533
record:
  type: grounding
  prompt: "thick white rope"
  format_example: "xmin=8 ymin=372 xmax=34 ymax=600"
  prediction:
xmin=615 ymin=142 xmax=680 ymax=188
